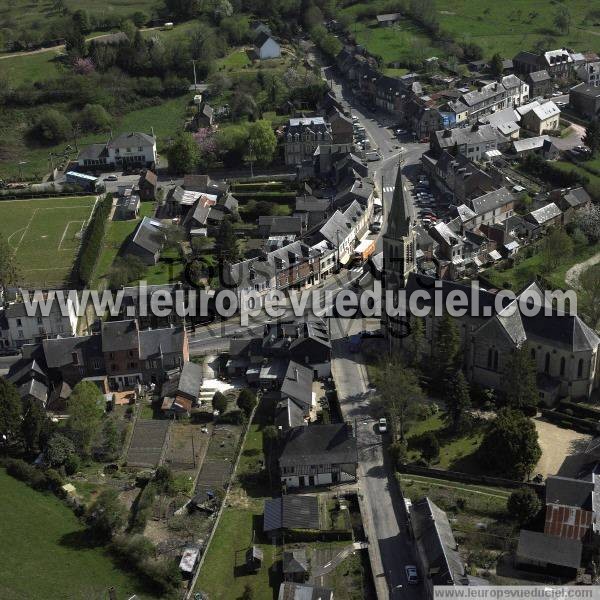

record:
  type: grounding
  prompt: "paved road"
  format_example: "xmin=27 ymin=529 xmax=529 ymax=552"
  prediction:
xmin=330 ymin=318 xmax=420 ymax=600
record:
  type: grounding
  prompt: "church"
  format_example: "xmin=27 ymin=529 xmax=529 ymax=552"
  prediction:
xmin=382 ymin=160 xmax=600 ymax=404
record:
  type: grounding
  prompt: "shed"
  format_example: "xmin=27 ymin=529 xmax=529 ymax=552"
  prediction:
xmin=246 ymin=545 xmax=264 ymax=571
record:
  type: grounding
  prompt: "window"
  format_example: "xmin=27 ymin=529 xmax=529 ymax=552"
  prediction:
xmin=493 ymin=350 xmax=499 ymax=371
xmin=560 ymin=357 xmax=566 ymax=377
xmin=16 ymin=318 xmax=22 ymax=327
xmin=545 ymin=353 xmax=551 ymax=373
xmin=37 ymin=317 xmax=43 ymax=325
xmin=530 ymin=348 xmax=536 ymax=360
xmin=92 ymin=359 xmax=102 ymax=370
xmin=72 ymin=352 xmax=79 ymax=365
xmin=578 ymin=359 xmax=584 ymax=378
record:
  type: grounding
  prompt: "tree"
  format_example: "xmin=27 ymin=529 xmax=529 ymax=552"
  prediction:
xmin=505 ymin=347 xmax=538 ymax=412
xmin=246 ymin=120 xmax=277 ymax=166
xmin=77 ymin=103 xmax=112 ymax=133
xmin=444 ymin=370 xmax=471 ymax=432
xmin=507 ymin=487 xmax=542 ymax=526
xmin=389 ymin=440 xmax=408 ymax=469
xmin=583 ymin=119 xmax=600 ymax=157
xmin=479 ymin=408 xmax=541 ymax=479
xmin=154 ymin=465 xmax=175 ymax=495
xmin=166 ymin=132 xmax=200 ymax=174
xmin=542 ymin=228 xmax=573 ymax=269
xmin=490 ymin=53 xmax=504 ymax=77
xmin=21 ymin=397 xmax=46 ymax=455
xmin=375 ymin=356 xmax=423 ymax=441
xmin=102 ymin=419 xmax=120 ymax=460
xmin=34 ymin=109 xmax=72 ymax=144
xmin=0 ymin=232 xmax=19 ymax=290
xmin=0 ymin=379 xmax=22 ymax=451
xmin=406 ymin=315 xmax=424 ymax=369
xmin=46 ymin=433 xmax=77 ymax=468
xmin=67 ymin=381 xmax=104 ymax=457
xmin=420 ymin=432 xmax=440 ymax=463
xmin=554 ymin=5 xmax=571 ymax=34
xmin=432 ymin=312 xmax=460 ymax=385
xmin=237 ymin=388 xmax=257 ymax=417
xmin=574 ymin=204 xmax=600 ymax=243
xmin=215 ymin=219 xmax=239 ymax=262
xmin=86 ymin=489 xmax=127 ymax=541
xmin=212 ymin=391 xmax=228 ymax=414
xmin=578 ymin=264 xmax=600 ymax=329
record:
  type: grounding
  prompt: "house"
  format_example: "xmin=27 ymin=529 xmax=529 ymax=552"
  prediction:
xmin=250 ymin=21 xmax=271 ymax=38
xmin=76 ymin=132 xmax=157 ymax=170
xmin=520 ymin=101 xmax=561 ymax=135
xmin=431 ymin=124 xmax=507 ymax=161
xmin=138 ymin=169 xmax=157 ymax=201
xmin=263 ymin=494 xmax=321 ymax=534
xmin=277 ymin=583 xmax=333 ymax=600
xmin=376 ymin=13 xmax=401 ymax=26
xmin=481 ymin=106 xmax=521 ymax=140
xmin=124 ymin=216 xmax=165 ymax=265
xmin=183 ymin=174 xmax=229 ymax=196
xmin=279 ymin=360 xmax=315 ymax=417
xmin=173 ymin=361 xmax=203 ymax=405
xmin=410 ymin=497 xmax=468 ymax=597
xmin=526 ymin=70 xmax=553 ymax=98
xmin=0 ymin=293 xmax=79 ymax=351
xmin=526 ymin=202 xmax=563 ymax=230
xmin=327 ymin=107 xmax=353 ymax=146
xmin=279 ymin=423 xmax=358 ymax=488
xmin=465 ymin=187 xmax=515 ymax=227
xmin=258 ymin=216 xmax=306 ymax=239
xmin=196 ymin=103 xmax=214 ymax=127
xmin=283 ymin=118 xmax=333 ymax=166
xmin=559 ymin=187 xmax=592 ymax=223
xmin=570 ymin=82 xmax=600 ymax=119
xmin=255 ymin=32 xmax=281 ymax=60
xmin=511 ymin=135 xmax=560 ymax=159
xmin=516 ymin=530 xmax=582 ymax=572
xmin=282 ymin=549 xmax=309 ymax=582
xmin=514 ymin=49 xmax=573 ymax=78
xmin=117 ymin=186 xmax=141 ymax=220
xmin=294 ymin=195 xmax=331 ymax=228
xmin=275 ymin=397 xmax=306 ymax=431
xmin=576 ymin=61 xmax=600 ymax=86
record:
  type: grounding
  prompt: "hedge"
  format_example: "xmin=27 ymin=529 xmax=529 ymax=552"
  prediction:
xmin=558 ymin=400 xmax=600 ymax=421
xmin=541 ymin=409 xmax=599 ymax=434
xmin=75 ymin=193 xmax=113 ymax=285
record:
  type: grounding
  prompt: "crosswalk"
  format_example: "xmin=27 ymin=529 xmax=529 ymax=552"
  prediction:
xmin=383 ymin=186 xmax=395 ymax=194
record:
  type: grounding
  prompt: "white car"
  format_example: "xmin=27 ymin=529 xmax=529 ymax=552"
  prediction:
xmin=378 ymin=417 xmax=387 ymax=433
xmin=104 ymin=174 xmax=118 ymax=181
xmin=405 ymin=565 xmax=419 ymax=584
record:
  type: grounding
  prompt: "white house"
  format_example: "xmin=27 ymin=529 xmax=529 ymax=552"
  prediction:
xmin=255 ymin=32 xmax=281 ymax=60
xmin=76 ymin=131 xmax=157 ymax=169
xmin=0 ymin=293 xmax=79 ymax=350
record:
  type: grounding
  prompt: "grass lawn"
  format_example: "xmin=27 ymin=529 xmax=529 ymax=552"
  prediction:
xmin=0 ymin=195 xmax=97 ymax=287
xmin=217 ymin=49 xmax=252 ymax=72
xmin=483 ymin=240 xmax=600 ymax=290
xmin=89 ymin=200 xmax=156 ymax=289
xmin=406 ymin=413 xmax=486 ymax=473
xmin=0 ymin=469 xmax=154 ymax=600
xmin=0 ymin=49 xmax=65 ymax=86
xmin=0 ymin=95 xmax=191 ymax=180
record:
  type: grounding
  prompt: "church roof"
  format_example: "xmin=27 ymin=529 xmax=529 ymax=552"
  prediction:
xmin=385 ymin=160 xmax=411 ymax=239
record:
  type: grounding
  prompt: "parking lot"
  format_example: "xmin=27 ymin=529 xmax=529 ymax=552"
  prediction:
xmin=405 ymin=172 xmax=451 ymax=228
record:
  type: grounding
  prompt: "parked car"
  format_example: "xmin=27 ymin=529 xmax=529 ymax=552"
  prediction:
xmin=405 ymin=565 xmax=419 ymax=584
xmin=366 ymin=151 xmax=381 ymax=162
xmin=378 ymin=418 xmax=387 ymax=433
xmin=104 ymin=174 xmax=118 ymax=181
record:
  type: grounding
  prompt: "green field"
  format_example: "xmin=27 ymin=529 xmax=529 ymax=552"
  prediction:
xmin=0 ymin=469 xmax=152 ymax=600
xmin=343 ymin=0 xmax=600 ymax=62
xmin=0 ymin=49 xmax=64 ymax=86
xmin=0 ymin=195 xmax=97 ymax=287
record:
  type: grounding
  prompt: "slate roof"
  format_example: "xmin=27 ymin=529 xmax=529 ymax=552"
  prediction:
xmin=512 ymin=135 xmax=552 ymax=153
xmin=7 ymin=359 xmax=46 ymax=385
xmin=259 ymin=216 xmax=304 ymax=236
xmin=521 ymin=312 xmax=600 ymax=352
xmin=527 ymin=202 xmax=562 ymax=225
xmin=275 ymin=399 xmax=306 ymax=430
xmin=263 ymin=495 xmax=320 ymax=531
xmin=130 ymin=216 xmax=165 ymax=255
xmin=18 ymin=378 xmax=48 ymax=403
xmin=43 ymin=335 xmax=102 ymax=368
xmin=411 ymin=497 xmax=466 ymax=586
xmin=282 ymin=549 xmax=309 ymax=574
xmin=469 ymin=187 xmax=514 ymax=216
xmin=531 ymin=101 xmax=560 ymax=121
xmin=102 ymin=320 xmax=139 ymax=352
xmin=528 ymin=69 xmax=551 ymax=83
xmin=177 ymin=361 xmax=203 ymax=399
xmin=108 ymin=131 xmax=155 ymax=149
xmin=435 ymin=124 xmax=505 ymax=149
xmin=546 ymin=476 xmax=594 ymax=508
xmin=571 ymin=82 xmax=600 ymax=98
xmin=281 ymin=360 xmax=313 ymax=412
xmin=255 ymin=31 xmax=275 ymax=49
xmin=563 ymin=187 xmax=591 ymax=208
xmin=139 ymin=326 xmax=186 ymax=359
xmin=279 ymin=423 xmax=358 ymax=468
xmin=278 ymin=583 xmax=333 ymax=600
xmin=517 ymin=530 xmax=582 ymax=569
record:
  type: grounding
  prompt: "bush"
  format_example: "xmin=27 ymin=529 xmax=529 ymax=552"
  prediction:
xmin=76 ymin=103 xmax=112 ymax=133
xmin=217 ymin=409 xmax=246 ymax=425
xmin=237 ymin=388 xmax=257 ymax=417
xmin=508 ymin=488 xmax=541 ymax=526
xmin=77 ymin=194 xmax=113 ymax=285
xmin=212 ymin=391 xmax=228 ymax=414
xmin=110 ymin=533 xmax=155 ymax=568
xmin=33 ymin=109 xmax=72 ymax=144
xmin=64 ymin=453 xmax=81 ymax=475
xmin=130 ymin=482 xmax=156 ymax=533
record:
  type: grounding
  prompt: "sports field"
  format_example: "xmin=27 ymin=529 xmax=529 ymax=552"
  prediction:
xmin=0 ymin=195 xmax=97 ymax=287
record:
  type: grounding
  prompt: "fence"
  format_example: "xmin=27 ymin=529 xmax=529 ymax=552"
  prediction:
xmin=398 ymin=463 xmax=544 ymax=491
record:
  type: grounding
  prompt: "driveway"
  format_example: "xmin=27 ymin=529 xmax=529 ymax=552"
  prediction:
xmin=565 ymin=251 xmax=600 ymax=288
xmin=533 ymin=417 xmax=591 ymax=478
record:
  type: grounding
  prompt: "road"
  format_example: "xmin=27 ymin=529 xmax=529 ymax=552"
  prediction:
xmin=330 ymin=318 xmax=419 ymax=600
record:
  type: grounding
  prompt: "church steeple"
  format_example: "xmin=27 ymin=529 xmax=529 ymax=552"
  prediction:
xmin=383 ymin=158 xmax=416 ymax=290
